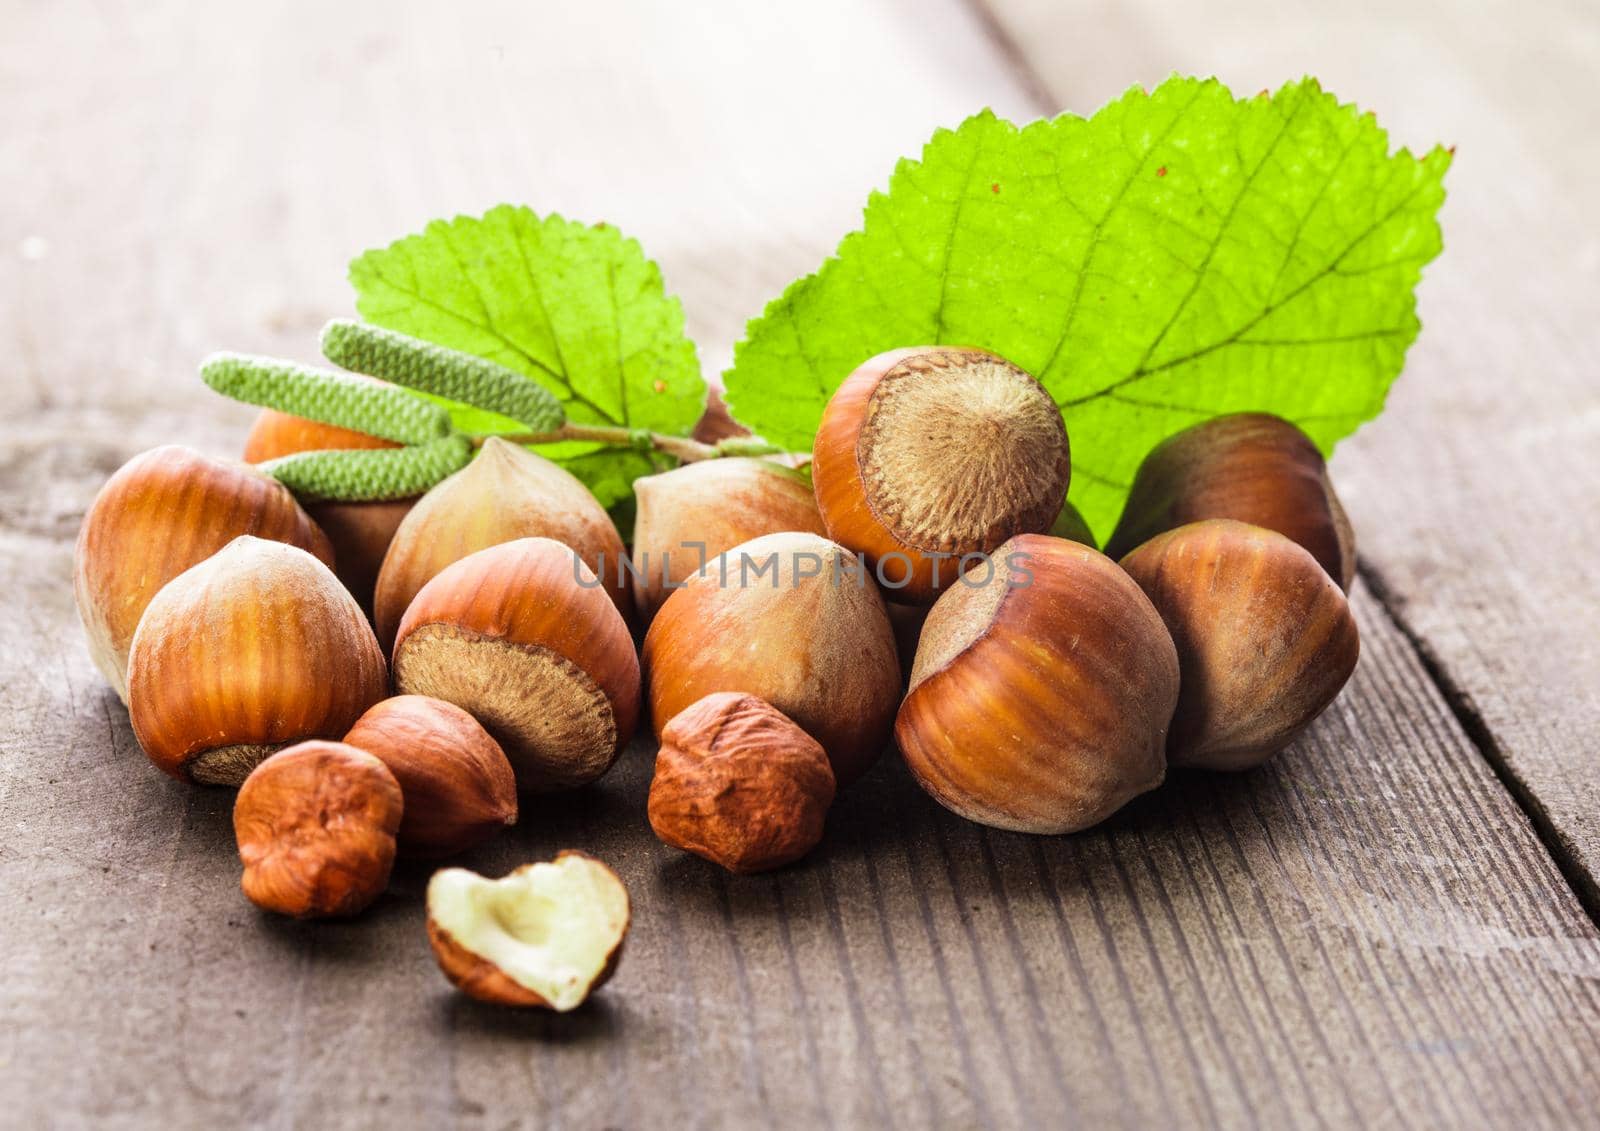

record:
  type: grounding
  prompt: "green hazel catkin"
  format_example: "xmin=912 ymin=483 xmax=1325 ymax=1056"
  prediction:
xmin=201 ymin=352 xmax=451 ymax=445
xmin=262 ymin=435 xmax=472 ymax=502
xmin=320 ymin=319 xmax=565 ymax=433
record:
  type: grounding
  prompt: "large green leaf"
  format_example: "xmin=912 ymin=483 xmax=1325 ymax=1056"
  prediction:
xmin=724 ymin=77 xmax=1451 ymax=535
xmin=349 ymin=206 xmax=704 ymax=506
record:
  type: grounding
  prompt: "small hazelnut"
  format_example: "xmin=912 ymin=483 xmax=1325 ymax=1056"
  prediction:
xmin=426 ymin=852 xmax=630 ymax=1011
xmin=392 ymin=537 xmax=641 ymax=792
xmin=630 ymin=458 xmax=826 ymax=622
xmin=344 ymin=695 xmax=518 ymax=858
xmin=234 ymin=740 xmax=403 ymax=918
xmin=642 ymin=532 xmax=900 ymax=786
xmin=374 ymin=437 xmax=629 ymax=649
xmin=127 ymin=536 xmax=388 ymax=785
xmin=243 ymin=406 xmax=416 ymax=617
xmin=648 ymin=693 xmax=836 ymax=874
xmin=895 ymin=534 xmax=1179 ymax=833
xmin=1119 ymin=519 xmax=1361 ymax=770
xmin=1104 ymin=413 xmax=1355 ymax=590
xmin=690 ymin=388 xmax=751 ymax=444
xmin=811 ymin=347 xmax=1071 ymax=603
xmin=74 ymin=444 xmax=333 ymax=701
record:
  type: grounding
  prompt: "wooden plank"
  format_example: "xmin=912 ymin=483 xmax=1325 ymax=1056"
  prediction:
xmin=3 ymin=1 xmax=1599 ymax=1127
xmin=979 ymin=0 xmax=1600 ymax=909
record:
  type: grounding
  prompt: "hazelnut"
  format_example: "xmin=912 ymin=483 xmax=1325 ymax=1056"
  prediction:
xmin=896 ymin=534 xmax=1178 ymax=833
xmin=1104 ymin=413 xmax=1355 ymax=590
xmin=127 ymin=537 xmax=388 ymax=784
xmin=689 ymin=387 xmax=751 ymax=444
xmin=373 ymin=436 xmax=629 ymax=649
xmin=244 ymin=407 xmax=413 ymax=616
xmin=648 ymin=693 xmax=836 ymax=873
xmin=392 ymin=537 xmax=640 ymax=792
xmin=629 ymin=458 xmax=826 ymax=621
xmin=642 ymin=531 xmax=900 ymax=786
xmin=811 ymin=347 xmax=1070 ymax=603
xmin=233 ymin=740 xmax=403 ymax=918
xmin=243 ymin=405 xmax=402 ymax=462
xmin=74 ymin=444 xmax=333 ymax=701
xmin=1119 ymin=519 xmax=1361 ymax=770
xmin=426 ymin=852 xmax=630 ymax=1011
xmin=344 ymin=695 xmax=518 ymax=858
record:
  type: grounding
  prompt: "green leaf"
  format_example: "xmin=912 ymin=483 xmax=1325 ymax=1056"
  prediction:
xmin=723 ymin=76 xmax=1451 ymax=535
xmin=321 ymin=320 xmax=566 ymax=433
xmin=348 ymin=206 xmax=706 ymax=506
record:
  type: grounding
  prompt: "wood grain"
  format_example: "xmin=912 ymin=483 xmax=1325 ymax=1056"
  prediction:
xmin=3 ymin=1 xmax=1598 ymax=1127
xmin=981 ymin=0 xmax=1600 ymax=911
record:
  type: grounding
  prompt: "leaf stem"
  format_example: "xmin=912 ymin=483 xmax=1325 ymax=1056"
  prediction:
xmin=475 ymin=423 xmax=786 ymax=463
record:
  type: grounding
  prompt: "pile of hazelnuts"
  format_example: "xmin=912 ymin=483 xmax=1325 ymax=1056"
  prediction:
xmin=73 ymin=344 xmax=1359 ymax=1012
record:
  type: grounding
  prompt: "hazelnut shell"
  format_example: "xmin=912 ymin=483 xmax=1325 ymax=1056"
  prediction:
xmin=392 ymin=537 xmax=640 ymax=792
xmin=1104 ymin=413 xmax=1355 ymax=590
xmin=642 ymin=531 xmax=900 ymax=786
xmin=127 ymin=536 xmax=388 ymax=784
xmin=896 ymin=534 xmax=1178 ymax=833
xmin=1119 ymin=519 xmax=1361 ymax=769
xmin=811 ymin=347 xmax=1070 ymax=603
xmin=374 ymin=437 xmax=629 ymax=649
xmin=630 ymin=458 xmax=826 ymax=622
xmin=74 ymin=445 xmax=333 ymax=701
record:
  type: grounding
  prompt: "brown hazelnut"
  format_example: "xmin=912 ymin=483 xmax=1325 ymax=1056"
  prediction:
xmin=127 ymin=537 xmax=388 ymax=785
xmin=74 ymin=444 xmax=333 ymax=701
xmin=896 ymin=534 xmax=1179 ymax=833
xmin=233 ymin=740 xmax=403 ymax=918
xmin=629 ymin=457 xmax=826 ymax=621
xmin=344 ymin=695 xmax=518 ymax=858
xmin=642 ymin=532 xmax=900 ymax=786
xmin=243 ymin=407 xmax=414 ymax=615
xmin=426 ymin=852 xmax=630 ymax=1011
xmin=811 ymin=347 xmax=1071 ymax=603
xmin=1119 ymin=519 xmax=1361 ymax=770
xmin=1104 ymin=413 xmax=1355 ymax=590
xmin=392 ymin=537 xmax=640 ymax=792
xmin=648 ymin=693 xmax=836 ymax=873
xmin=374 ymin=437 xmax=629 ymax=649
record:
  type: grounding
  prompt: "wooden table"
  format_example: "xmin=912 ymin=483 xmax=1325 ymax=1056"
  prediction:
xmin=4 ymin=1 xmax=1598 ymax=1126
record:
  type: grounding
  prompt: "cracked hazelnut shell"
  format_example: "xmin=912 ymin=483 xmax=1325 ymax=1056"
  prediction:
xmin=426 ymin=852 xmax=630 ymax=1011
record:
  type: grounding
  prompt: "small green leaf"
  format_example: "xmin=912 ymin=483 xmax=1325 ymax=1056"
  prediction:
xmin=201 ymin=352 xmax=450 ymax=446
xmin=724 ymin=77 xmax=1450 ymax=535
xmin=348 ymin=206 xmax=705 ymax=506
xmin=320 ymin=320 xmax=566 ymax=433
xmin=260 ymin=435 xmax=472 ymax=502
